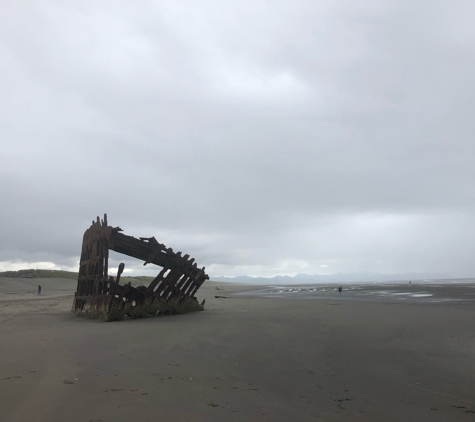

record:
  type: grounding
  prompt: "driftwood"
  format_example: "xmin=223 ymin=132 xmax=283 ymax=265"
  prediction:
xmin=72 ymin=214 xmax=209 ymax=321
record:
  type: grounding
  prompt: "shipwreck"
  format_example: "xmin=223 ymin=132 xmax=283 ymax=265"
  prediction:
xmin=72 ymin=215 xmax=209 ymax=321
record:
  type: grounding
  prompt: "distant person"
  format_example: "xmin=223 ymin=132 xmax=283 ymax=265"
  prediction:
xmin=338 ymin=286 xmax=342 ymax=293
xmin=38 ymin=285 xmax=41 ymax=296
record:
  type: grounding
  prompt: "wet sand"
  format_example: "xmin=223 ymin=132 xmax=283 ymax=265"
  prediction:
xmin=238 ymin=282 xmax=475 ymax=304
xmin=1 ymin=277 xmax=474 ymax=421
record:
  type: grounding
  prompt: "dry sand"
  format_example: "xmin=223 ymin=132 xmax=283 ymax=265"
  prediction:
xmin=0 ymin=277 xmax=474 ymax=422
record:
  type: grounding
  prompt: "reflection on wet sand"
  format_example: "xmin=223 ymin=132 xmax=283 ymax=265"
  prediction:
xmin=237 ymin=282 xmax=475 ymax=304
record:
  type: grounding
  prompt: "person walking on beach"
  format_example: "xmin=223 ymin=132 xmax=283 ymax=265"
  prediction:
xmin=38 ymin=285 xmax=41 ymax=296
xmin=338 ymin=286 xmax=342 ymax=293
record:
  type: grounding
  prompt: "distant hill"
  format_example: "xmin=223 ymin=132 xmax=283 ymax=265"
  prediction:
xmin=212 ymin=272 xmax=449 ymax=284
xmin=0 ymin=269 xmax=78 ymax=279
xmin=0 ymin=269 xmax=155 ymax=287
xmin=2 ymin=269 xmax=449 ymax=286
xmin=121 ymin=275 xmax=155 ymax=287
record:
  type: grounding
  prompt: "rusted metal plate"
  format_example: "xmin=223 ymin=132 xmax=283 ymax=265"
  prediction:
xmin=72 ymin=214 xmax=209 ymax=321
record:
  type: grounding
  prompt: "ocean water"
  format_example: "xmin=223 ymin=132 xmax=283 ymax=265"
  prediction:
xmin=236 ymin=281 xmax=475 ymax=304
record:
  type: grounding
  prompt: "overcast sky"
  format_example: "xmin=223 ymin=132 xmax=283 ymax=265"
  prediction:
xmin=1 ymin=0 xmax=474 ymax=279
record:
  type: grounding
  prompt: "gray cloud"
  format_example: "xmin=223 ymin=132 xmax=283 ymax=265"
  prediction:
xmin=1 ymin=0 xmax=475 ymax=278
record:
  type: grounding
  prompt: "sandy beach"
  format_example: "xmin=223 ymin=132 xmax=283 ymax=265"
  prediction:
xmin=1 ymin=277 xmax=474 ymax=422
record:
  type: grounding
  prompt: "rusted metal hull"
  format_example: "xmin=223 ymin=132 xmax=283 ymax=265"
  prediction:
xmin=72 ymin=215 xmax=209 ymax=321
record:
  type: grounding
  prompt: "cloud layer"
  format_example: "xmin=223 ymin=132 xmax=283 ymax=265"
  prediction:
xmin=1 ymin=1 xmax=475 ymax=278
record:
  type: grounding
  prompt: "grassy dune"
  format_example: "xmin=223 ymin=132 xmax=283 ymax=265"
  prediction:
xmin=0 ymin=269 xmax=78 ymax=279
xmin=0 ymin=269 xmax=154 ymax=287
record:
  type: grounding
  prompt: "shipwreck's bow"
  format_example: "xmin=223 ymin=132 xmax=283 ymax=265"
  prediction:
xmin=72 ymin=214 xmax=209 ymax=321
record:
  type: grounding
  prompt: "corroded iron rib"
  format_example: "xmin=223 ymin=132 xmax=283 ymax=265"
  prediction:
xmin=72 ymin=214 xmax=209 ymax=321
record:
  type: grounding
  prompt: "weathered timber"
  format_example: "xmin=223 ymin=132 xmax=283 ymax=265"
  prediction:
xmin=72 ymin=214 xmax=209 ymax=321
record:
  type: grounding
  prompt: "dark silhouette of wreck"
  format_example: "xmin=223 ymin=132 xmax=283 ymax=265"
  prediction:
xmin=72 ymin=214 xmax=209 ymax=321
